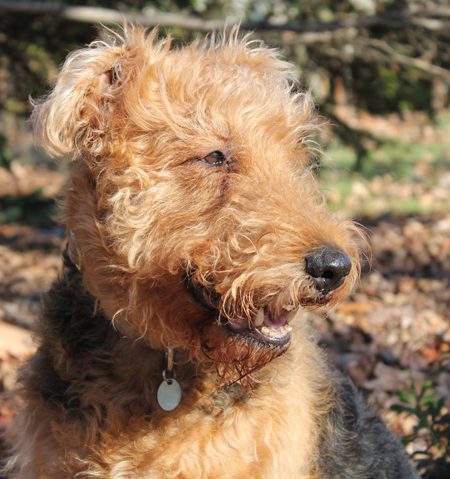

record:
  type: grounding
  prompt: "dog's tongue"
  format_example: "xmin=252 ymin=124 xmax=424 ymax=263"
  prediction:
xmin=263 ymin=309 xmax=288 ymax=328
xmin=227 ymin=308 xmax=292 ymax=332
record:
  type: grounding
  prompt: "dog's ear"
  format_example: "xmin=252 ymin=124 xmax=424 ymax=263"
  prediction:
xmin=31 ymin=40 xmax=127 ymax=158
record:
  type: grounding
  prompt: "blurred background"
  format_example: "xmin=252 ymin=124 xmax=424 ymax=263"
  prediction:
xmin=0 ymin=1 xmax=449 ymax=476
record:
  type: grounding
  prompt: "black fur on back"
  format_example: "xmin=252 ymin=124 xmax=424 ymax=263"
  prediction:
xmin=319 ymin=371 xmax=419 ymax=478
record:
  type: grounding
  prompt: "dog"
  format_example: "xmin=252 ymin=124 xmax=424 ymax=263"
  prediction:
xmin=4 ymin=27 xmax=418 ymax=478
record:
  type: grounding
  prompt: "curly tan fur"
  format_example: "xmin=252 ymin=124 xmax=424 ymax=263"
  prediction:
xmin=4 ymin=26 xmax=416 ymax=479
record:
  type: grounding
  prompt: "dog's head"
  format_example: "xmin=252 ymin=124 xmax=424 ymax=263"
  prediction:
xmin=33 ymin=27 xmax=363 ymax=379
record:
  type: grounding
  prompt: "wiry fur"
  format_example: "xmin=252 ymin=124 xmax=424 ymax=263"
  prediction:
xmin=4 ymin=27 xmax=417 ymax=478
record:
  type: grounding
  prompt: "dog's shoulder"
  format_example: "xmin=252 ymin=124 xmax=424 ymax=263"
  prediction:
xmin=318 ymin=370 xmax=419 ymax=479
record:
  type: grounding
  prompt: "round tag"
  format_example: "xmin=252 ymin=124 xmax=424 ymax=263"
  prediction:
xmin=157 ymin=378 xmax=182 ymax=411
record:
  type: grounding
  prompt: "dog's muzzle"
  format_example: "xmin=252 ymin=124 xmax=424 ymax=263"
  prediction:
xmin=184 ymin=271 xmax=296 ymax=348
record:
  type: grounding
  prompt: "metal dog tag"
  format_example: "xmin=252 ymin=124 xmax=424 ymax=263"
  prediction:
xmin=157 ymin=378 xmax=182 ymax=411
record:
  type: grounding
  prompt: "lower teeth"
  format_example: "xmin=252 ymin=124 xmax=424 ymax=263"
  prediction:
xmin=259 ymin=325 xmax=291 ymax=339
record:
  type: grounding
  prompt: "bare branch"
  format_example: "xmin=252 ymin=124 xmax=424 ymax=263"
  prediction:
xmin=0 ymin=2 xmax=224 ymax=30
xmin=1 ymin=1 xmax=449 ymax=81
xmin=364 ymin=38 xmax=450 ymax=82
xmin=0 ymin=1 xmax=449 ymax=33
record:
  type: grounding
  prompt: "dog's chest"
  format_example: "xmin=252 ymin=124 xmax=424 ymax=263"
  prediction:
xmin=99 ymin=381 xmax=318 ymax=479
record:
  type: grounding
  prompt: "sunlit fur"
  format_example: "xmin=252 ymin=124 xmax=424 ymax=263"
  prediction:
xmin=34 ymin=26 xmax=360 ymax=359
xmin=4 ymin=26 xmax=371 ymax=478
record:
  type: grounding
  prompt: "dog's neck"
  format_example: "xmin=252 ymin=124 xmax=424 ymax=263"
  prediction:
xmin=53 ymin=247 xmax=255 ymax=415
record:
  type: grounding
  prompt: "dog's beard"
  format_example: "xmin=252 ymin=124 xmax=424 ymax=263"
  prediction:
xmin=197 ymin=320 xmax=287 ymax=387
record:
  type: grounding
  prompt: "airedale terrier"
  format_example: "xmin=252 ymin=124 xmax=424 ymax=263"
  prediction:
xmin=5 ymin=27 xmax=417 ymax=478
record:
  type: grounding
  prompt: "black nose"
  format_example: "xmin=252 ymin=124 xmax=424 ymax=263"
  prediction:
xmin=305 ymin=247 xmax=351 ymax=293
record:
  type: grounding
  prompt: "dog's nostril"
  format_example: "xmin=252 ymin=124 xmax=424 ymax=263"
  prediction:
xmin=305 ymin=247 xmax=351 ymax=293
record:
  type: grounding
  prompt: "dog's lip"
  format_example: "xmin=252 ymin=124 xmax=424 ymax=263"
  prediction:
xmin=184 ymin=271 xmax=295 ymax=347
xmin=226 ymin=308 xmax=295 ymax=348
xmin=184 ymin=271 xmax=220 ymax=312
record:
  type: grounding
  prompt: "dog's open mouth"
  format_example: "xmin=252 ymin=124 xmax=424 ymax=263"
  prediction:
xmin=224 ymin=307 xmax=295 ymax=347
xmin=185 ymin=272 xmax=295 ymax=348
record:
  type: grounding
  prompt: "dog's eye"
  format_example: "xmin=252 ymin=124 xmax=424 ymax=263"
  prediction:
xmin=201 ymin=151 xmax=226 ymax=167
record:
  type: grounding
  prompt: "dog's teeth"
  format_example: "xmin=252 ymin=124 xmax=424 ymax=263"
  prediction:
xmin=283 ymin=304 xmax=295 ymax=311
xmin=261 ymin=326 xmax=271 ymax=335
xmin=254 ymin=308 xmax=265 ymax=326
xmin=258 ymin=323 xmax=293 ymax=339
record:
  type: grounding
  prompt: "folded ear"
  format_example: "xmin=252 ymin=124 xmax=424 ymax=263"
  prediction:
xmin=31 ymin=38 xmax=128 ymax=158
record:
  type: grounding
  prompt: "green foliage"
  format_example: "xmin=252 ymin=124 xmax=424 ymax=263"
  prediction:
xmin=0 ymin=190 xmax=56 ymax=227
xmin=320 ymin=114 xmax=450 ymax=216
xmin=0 ymin=1 xmax=448 ymax=173
xmin=0 ymin=16 xmax=100 ymax=116
xmin=351 ymin=65 xmax=433 ymax=114
xmin=392 ymin=381 xmax=450 ymax=478
xmin=0 ymin=0 xmax=447 ymax=119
